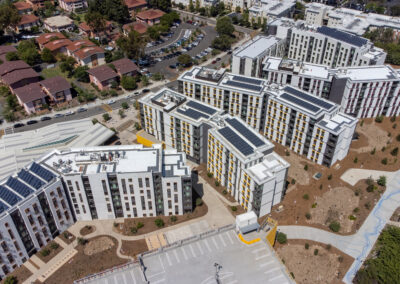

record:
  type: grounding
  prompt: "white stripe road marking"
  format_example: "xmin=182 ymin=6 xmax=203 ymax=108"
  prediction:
xmin=264 ymin=267 xmax=281 ymax=275
xmin=212 ymin=236 xmax=219 ymax=249
xmin=151 ymin=279 xmax=166 ymax=284
xmin=173 ymin=249 xmax=180 ymax=263
xmin=219 ymin=233 xmax=227 ymax=247
xmin=255 ymin=254 xmax=269 ymax=261
xmin=165 ymin=252 xmax=172 ymax=266
xmin=252 ymin=247 xmax=265 ymax=254
xmin=225 ymin=231 xmax=234 ymax=245
xmin=226 ymin=281 xmax=239 ymax=284
xmin=268 ymin=274 xmax=285 ymax=282
xmin=196 ymin=242 xmax=204 ymax=255
xmin=129 ymin=270 xmax=136 ymax=284
xmin=259 ymin=260 xmax=274 ymax=267
xmin=181 ymin=247 xmax=188 ymax=260
xmin=189 ymin=244 xmax=197 ymax=257
xmin=204 ymin=239 xmax=212 ymax=252
xmin=122 ymin=272 xmax=131 ymax=284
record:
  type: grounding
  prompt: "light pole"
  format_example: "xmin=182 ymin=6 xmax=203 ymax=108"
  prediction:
xmin=214 ymin=262 xmax=222 ymax=284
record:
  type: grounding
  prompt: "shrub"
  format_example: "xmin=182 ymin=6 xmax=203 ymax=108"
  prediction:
xmin=365 ymin=202 xmax=371 ymax=209
xmin=305 ymin=243 xmax=309 ymax=249
xmin=285 ymin=151 xmax=290 ymax=156
xmin=121 ymin=102 xmax=129 ymax=109
xmin=4 ymin=276 xmax=17 ymax=284
xmin=118 ymin=109 xmax=125 ymax=118
xmin=41 ymin=248 xmax=50 ymax=257
xmin=375 ymin=115 xmax=384 ymax=123
xmin=276 ymin=232 xmax=287 ymax=244
xmin=349 ymin=215 xmax=357 ymax=220
xmin=390 ymin=115 xmax=396 ymax=122
xmin=355 ymin=189 xmax=360 ymax=196
xmin=291 ymin=178 xmax=296 ymax=185
xmin=397 ymin=134 xmax=400 ymax=142
xmin=170 ymin=215 xmax=177 ymax=222
xmin=377 ymin=176 xmax=387 ymax=186
xmin=305 ymin=212 xmax=311 ymax=219
xmin=103 ymin=113 xmax=111 ymax=121
xmin=354 ymin=157 xmax=358 ymax=163
xmin=63 ymin=232 xmax=70 ymax=239
xmin=207 ymin=172 xmax=213 ymax=178
xmin=155 ymin=218 xmax=165 ymax=228
xmin=319 ymin=184 xmax=323 ymax=190
xmin=137 ymin=222 xmax=144 ymax=229
xmin=196 ymin=198 xmax=203 ymax=206
xmin=391 ymin=147 xmax=398 ymax=156
xmin=77 ymin=237 xmax=88 ymax=245
xmin=222 ymin=190 xmax=227 ymax=195
xmin=50 ymin=242 xmax=59 ymax=250
xmin=366 ymin=184 xmax=375 ymax=192
xmin=215 ymin=181 xmax=220 ymax=187
xmin=329 ymin=221 xmax=341 ymax=232
xmin=371 ymin=147 xmax=376 ymax=155
xmin=130 ymin=227 xmax=137 ymax=234
xmin=304 ymin=164 xmax=308 ymax=171
xmin=326 ymin=244 xmax=331 ymax=250
xmin=328 ymin=174 xmax=332 ymax=180
xmin=113 ymin=222 xmax=118 ymax=227
xmin=353 ymin=207 xmax=360 ymax=213
xmin=302 ymin=194 xmax=309 ymax=200
xmin=314 ymin=249 xmax=319 ymax=255
xmin=231 ymin=206 xmax=237 ymax=212
xmin=381 ymin=158 xmax=388 ymax=165
xmin=382 ymin=146 xmax=386 ymax=152
xmin=393 ymin=123 xmax=397 ymax=129
xmin=311 ymin=203 xmax=317 ymax=208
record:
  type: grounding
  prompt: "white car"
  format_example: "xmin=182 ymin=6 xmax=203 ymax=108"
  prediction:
xmin=65 ymin=110 xmax=75 ymax=116
xmin=108 ymin=99 xmax=116 ymax=105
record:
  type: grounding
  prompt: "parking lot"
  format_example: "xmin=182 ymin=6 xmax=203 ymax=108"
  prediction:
xmin=88 ymin=228 xmax=293 ymax=284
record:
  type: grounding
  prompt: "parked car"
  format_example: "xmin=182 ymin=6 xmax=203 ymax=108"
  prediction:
xmin=216 ymin=57 xmax=221 ymax=61
xmin=77 ymin=107 xmax=87 ymax=113
xmin=169 ymin=64 xmax=177 ymax=69
xmin=13 ymin=123 xmax=25 ymax=128
xmin=212 ymin=60 xmax=217 ymax=64
xmin=108 ymin=99 xmax=116 ymax=105
xmin=53 ymin=113 xmax=64 ymax=118
xmin=40 ymin=116 xmax=51 ymax=121
xmin=142 ymin=89 xmax=150 ymax=94
xmin=27 ymin=120 xmax=38 ymax=125
xmin=65 ymin=110 xmax=75 ymax=116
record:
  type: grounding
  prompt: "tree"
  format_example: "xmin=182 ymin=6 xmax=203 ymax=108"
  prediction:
xmin=6 ymin=51 xmax=19 ymax=61
xmin=177 ymin=54 xmax=192 ymax=67
xmin=85 ymin=11 xmax=106 ymax=35
xmin=41 ymin=48 xmax=56 ymax=63
xmin=59 ymin=56 xmax=76 ymax=76
xmin=88 ymin=0 xmax=129 ymax=24
xmin=103 ymin=113 xmax=111 ymax=121
xmin=377 ymin=176 xmax=387 ymax=186
xmin=73 ymin=66 xmax=89 ymax=82
xmin=121 ymin=102 xmax=129 ymax=109
xmin=195 ymin=0 xmax=200 ymax=11
xmin=0 ymin=2 xmax=21 ymax=31
xmin=121 ymin=75 xmax=137 ymax=90
xmin=4 ymin=276 xmax=17 ymax=284
xmin=148 ymin=0 xmax=171 ymax=12
xmin=216 ymin=16 xmax=234 ymax=36
xmin=141 ymin=75 xmax=149 ymax=86
xmin=116 ymin=30 xmax=146 ymax=60
xmin=147 ymin=26 xmax=160 ymax=40
xmin=17 ymin=40 xmax=40 ymax=66
xmin=211 ymin=34 xmax=232 ymax=51
xmin=329 ymin=221 xmax=340 ymax=232
xmin=189 ymin=0 xmax=194 ymax=12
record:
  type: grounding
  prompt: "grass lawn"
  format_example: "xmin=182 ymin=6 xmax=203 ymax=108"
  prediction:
xmin=41 ymin=66 xmax=74 ymax=82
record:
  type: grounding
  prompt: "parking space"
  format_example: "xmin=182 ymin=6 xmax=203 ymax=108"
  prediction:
xmin=164 ymin=219 xmax=210 ymax=244
xmin=90 ymin=265 xmax=145 ymax=284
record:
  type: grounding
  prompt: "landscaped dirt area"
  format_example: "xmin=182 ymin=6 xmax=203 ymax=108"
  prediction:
xmin=44 ymin=236 xmax=127 ymax=284
xmin=80 ymin=225 xmax=95 ymax=236
xmin=36 ymin=241 xmax=63 ymax=263
xmin=0 ymin=264 xmax=32 ymax=284
xmin=59 ymin=230 xmax=76 ymax=245
xmin=121 ymin=239 xmax=148 ymax=259
xmin=115 ymin=202 xmax=208 ymax=236
xmin=276 ymin=240 xmax=353 ymax=284
xmin=83 ymin=236 xmax=114 ymax=256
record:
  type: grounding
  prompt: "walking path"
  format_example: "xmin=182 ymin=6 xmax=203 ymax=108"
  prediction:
xmin=278 ymin=168 xmax=400 ymax=284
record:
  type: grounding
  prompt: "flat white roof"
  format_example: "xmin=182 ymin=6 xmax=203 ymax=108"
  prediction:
xmin=235 ymin=36 xmax=280 ymax=59
xmin=336 ymin=65 xmax=398 ymax=81
xmin=44 ymin=15 xmax=74 ymax=27
xmin=248 ymin=152 xmax=289 ymax=184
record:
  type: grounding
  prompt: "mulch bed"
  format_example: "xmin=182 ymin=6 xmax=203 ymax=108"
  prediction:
xmin=0 ymin=264 xmax=32 ymax=284
xmin=80 ymin=225 xmax=95 ymax=236
xmin=120 ymin=239 xmax=148 ymax=259
xmin=59 ymin=230 xmax=76 ymax=245
xmin=36 ymin=241 xmax=63 ymax=263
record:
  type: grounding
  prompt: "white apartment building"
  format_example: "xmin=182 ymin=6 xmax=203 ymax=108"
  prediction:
xmin=232 ymin=35 xmax=286 ymax=77
xmin=262 ymin=56 xmax=400 ymax=118
xmin=248 ymin=0 xmax=296 ymax=21
xmin=223 ymin=0 xmax=249 ymax=11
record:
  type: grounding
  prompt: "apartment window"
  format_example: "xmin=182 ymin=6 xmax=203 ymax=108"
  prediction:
xmin=13 ymin=241 xmax=20 ymax=251
xmin=131 ymin=196 xmax=136 ymax=205
xmin=102 ymin=180 xmax=108 ymax=195
xmin=37 ymin=216 xmax=43 ymax=226
xmin=121 ymin=179 xmax=127 ymax=194
xmin=61 ymin=200 xmax=66 ymax=210
xmin=1 ymin=242 xmax=8 ymax=252
xmin=82 ymin=206 xmax=86 ymax=214
xmin=28 ymin=215 xmax=34 ymax=226
xmin=7 ymin=230 xmax=14 ymax=240
xmin=168 ymin=200 xmax=172 ymax=209
xmin=107 ymin=204 xmax=112 ymax=212
xmin=133 ymin=207 xmax=137 ymax=217
xmin=174 ymin=195 xmax=178 ymax=203
xmin=78 ymin=194 xmax=83 ymax=203
xmin=57 ymin=187 xmax=62 ymax=197
xmin=147 ymin=190 xmax=151 ymax=199
xmin=56 ymin=210 xmax=62 ymax=219
xmin=125 ymin=203 xmax=130 ymax=211
xmin=138 ymin=178 xmax=143 ymax=188
xmin=129 ymin=184 xmax=134 ymax=194
xmin=145 ymin=178 xmax=150 ymax=187
xmin=175 ymin=206 xmax=179 ymax=215
xmin=128 ymin=178 xmax=132 ymax=182
xmin=167 ymin=189 xmax=171 ymax=198
xmin=33 ymin=203 xmax=39 ymax=214
xmin=6 ymin=254 xmax=14 ymax=264
xmin=141 ymin=196 xmax=145 ymax=210
xmin=65 ymin=211 xmax=70 ymax=220
xmin=42 ymin=228 xmax=48 ymax=238
xmin=173 ymin=183 xmax=178 ymax=191
xmin=75 ymin=181 xmax=81 ymax=191
xmin=67 ymin=180 xmax=72 ymax=186
xmin=148 ymin=201 xmax=152 ymax=210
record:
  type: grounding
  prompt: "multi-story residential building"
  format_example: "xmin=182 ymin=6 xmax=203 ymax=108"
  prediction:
xmin=232 ymin=35 xmax=286 ymax=77
xmin=262 ymin=57 xmax=400 ymax=118
xmin=15 ymin=14 xmax=40 ymax=33
xmin=43 ymin=16 xmax=75 ymax=32
xmin=248 ymin=0 xmax=296 ymax=21
xmin=222 ymin=0 xmax=250 ymax=11
xmin=139 ymin=89 xmax=290 ymax=217
xmin=59 ymin=0 xmax=87 ymax=12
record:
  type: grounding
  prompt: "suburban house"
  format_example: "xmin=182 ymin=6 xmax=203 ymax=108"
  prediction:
xmin=72 ymin=46 xmax=105 ymax=67
xmin=111 ymin=58 xmax=139 ymax=77
xmin=0 ymin=60 xmax=40 ymax=90
xmin=26 ymin=0 xmax=46 ymax=9
xmin=124 ymin=0 xmax=147 ymax=17
xmin=15 ymin=14 xmax=40 ymax=33
xmin=36 ymin=32 xmax=66 ymax=49
xmin=0 ymin=46 xmax=17 ymax=62
xmin=13 ymin=82 xmax=47 ymax=114
xmin=44 ymin=15 xmax=75 ymax=32
xmin=13 ymin=2 xmax=33 ymax=14
xmin=88 ymin=65 xmax=118 ymax=90
xmin=59 ymin=0 xmax=87 ymax=12
xmin=78 ymin=21 xmax=113 ymax=38
xmin=43 ymin=38 xmax=72 ymax=55
xmin=136 ymin=9 xmax=165 ymax=26
xmin=122 ymin=21 xmax=148 ymax=35
xmin=40 ymin=76 xmax=72 ymax=104
xmin=65 ymin=39 xmax=96 ymax=56
xmin=0 ymin=61 xmax=31 ymax=77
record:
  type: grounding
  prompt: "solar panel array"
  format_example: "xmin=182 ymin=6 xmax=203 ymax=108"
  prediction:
xmin=284 ymin=86 xmax=334 ymax=110
xmin=186 ymin=101 xmax=217 ymax=115
xmin=232 ymin=75 xmax=263 ymax=86
xmin=225 ymin=80 xmax=262 ymax=92
xmin=317 ymin=26 xmax=368 ymax=47
xmin=18 ymin=169 xmax=44 ymax=189
xmin=6 ymin=177 xmax=34 ymax=198
xmin=177 ymin=108 xmax=210 ymax=120
xmin=218 ymin=127 xmax=254 ymax=156
xmin=226 ymin=118 xmax=265 ymax=147
xmin=0 ymin=185 xmax=21 ymax=206
xmin=281 ymin=93 xmax=320 ymax=113
xmin=0 ymin=200 xmax=8 ymax=214
xmin=30 ymin=162 xmax=55 ymax=182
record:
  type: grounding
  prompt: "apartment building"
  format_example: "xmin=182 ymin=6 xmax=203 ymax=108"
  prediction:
xmin=262 ymin=57 xmax=400 ymax=118
xmin=232 ymin=35 xmax=286 ymax=77
xmin=139 ymin=89 xmax=290 ymax=217
xmin=248 ymin=0 xmax=296 ymax=21
xmin=178 ymin=67 xmax=269 ymax=132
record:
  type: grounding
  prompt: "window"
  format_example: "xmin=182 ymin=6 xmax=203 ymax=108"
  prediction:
xmin=174 ymin=183 xmax=178 ymax=191
xmin=38 ymin=216 xmax=43 ymax=226
xmin=141 ymin=196 xmax=145 ymax=210
xmin=102 ymin=180 xmax=108 ymax=195
xmin=28 ymin=215 xmax=34 ymax=225
xmin=1 ymin=242 xmax=8 ymax=252
xmin=129 ymin=184 xmax=134 ymax=194
xmin=133 ymin=207 xmax=137 ymax=217
xmin=7 ymin=230 xmax=14 ymax=240
xmin=174 ymin=195 xmax=178 ymax=203
xmin=33 ymin=203 xmax=39 ymax=214
xmin=6 ymin=254 xmax=14 ymax=264
xmin=167 ymin=189 xmax=171 ymax=198
xmin=56 ymin=210 xmax=62 ymax=219
xmin=148 ymin=201 xmax=152 ymax=210
xmin=61 ymin=200 xmax=66 ymax=210
xmin=125 ymin=203 xmax=130 ymax=211
xmin=42 ymin=228 xmax=48 ymax=237
xmin=121 ymin=179 xmax=127 ymax=194
xmin=175 ymin=206 xmax=179 ymax=215
xmin=145 ymin=178 xmax=150 ymax=187
xmin=138 ymin=178 xmax=143 ymax=188
xmin=147 ymin=190 xmax=151 ymax=199
xmin=168 ymin=200 xmax=172 ymax=208
xmin=75 ymin=181 xmax=81 ymax=191
xmin=131 ymin=196 xmax=136 ymax=205
xmin=57 ymin=187 xmax=63 ymax=197
xmin=107 ymin=204 xmax=112 ymax=212
xmin=13 ymin=241 xmax=20 ymax=251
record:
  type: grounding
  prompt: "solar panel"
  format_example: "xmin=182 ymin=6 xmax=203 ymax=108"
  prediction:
xmin=281 ymin=93 xmax=320 ymax=113
xmin=226 ymin=118 xmax=265 ymax=147
xmin=218 ymin=127 xmax=254 ymax=156
xmin=6 ymin=177 xmax=34 ymax=198
xmin=18 ymin=169 xmax=44 ymax=190
xmin=186 ymin=101 xmax=217 ymax=115
xmin=232 ymin=75 xmax=263 ymax=86
xmin=30 ymin=162 xmax=55 ymax=182
xmin=284 ymin=86 xmax=334 ymax=110
xmin=225 ymin=80 xmax=262 ymax=92
xmin=0 ymin=185 xmax=21 ymax=206
xmin=317 ymin=26 xmax=367 ymax=47
xmin=0 ymin=200 xmax=8 ymax=214
xmin=177 ymin=108 xmax=210 ymax=120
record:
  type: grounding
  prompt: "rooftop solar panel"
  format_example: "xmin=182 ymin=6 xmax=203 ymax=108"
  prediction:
xmin=284 ymin=86 xmax=334 ymax=110
xmin=6 ymin=177 xmax=34 ymax=198
xmin=317 ymin=26 xmax=368 ymax=47
xmin=177 ymin=108 xmax=210 ymax=120
xmin=218 ymin=127 xmax=254 ymax=156
xmin=18 ymin=169 xmax=44 ymax=190
xmin=0 ymin=185 xmax=21 ymax=206
xmin=0 ymin=200 xmax=8 ymax=214
xmin=281 ymin=93 xmax=320 ymax=113
xmin=232 ymin=76 xmax=263 ymax=86
xmin=186 ymin=100 xmax=217 ymax=115
xmin=225 ymin=80 xmax=262 ymax=92
xmin=30 ymin=162 xmax=55 ymax=182
xmin=226 ymin=118 xmax=265 ymax=147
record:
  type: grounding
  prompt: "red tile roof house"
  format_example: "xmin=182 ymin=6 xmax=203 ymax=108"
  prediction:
xmin=40 ymin=76 xmax=72 ymax=104
xmin=124 ymin=0 xmax=147 ymax=17
xmin=65 ymin=40 xmax=96 ymax=56
xmin=13 ymin=1 xmax=33 ymax=14
xmin=59 ymin=0 xmax=87 ymax=12
xmin=15 ymin=14 xmax=40 ymax=33
xmin=0 ymin=61 xmax=40 ymax=90
xmin=136 ymin=9 xmax=165 ymax=26
xmin=43 ymin=38 xmax=73 ymax=55
xmin=0 ymin=46 xmax=17 ymax=62
xmin=111 ymin=58 xmax=139 ymax=77
xmin=72 ymin=46 xmax=105 ymax=67
xmin=13 ymin=82 xmax=47 ymax=114
xmin=27 ymin=0 xmax=48 ymax=10
xmin=88 ymin=65 xmax=118 ymax=90
xmin=78 ymin=21 xmax=113 ymax=38
xmin=122 ymin=21 xmax=148 ymax=35
xmin=36 ymin=32 xmax=66 ymax=50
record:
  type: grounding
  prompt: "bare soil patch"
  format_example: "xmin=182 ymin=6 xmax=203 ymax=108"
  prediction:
xmin=44 ymin=236 xmax=127 ymax=284
xmin=84 ymin=236 xmax=114 ymax=256
xmin=37 ymin=241 xmax=63 ymax=263
xmin=276 ymin=240 xmax=353 ymax=284
xmin=80 ymin=225 xmax=95 ymax=236
xmin=390 ymin=207 xmax=400 ymax=222
xmin=0 ymin=264 xmax=32 ymax=284
xmin=120 ymin=239 xmax=148 ymax=259
xmin=353 ymin=121 xmax=388 ymax=153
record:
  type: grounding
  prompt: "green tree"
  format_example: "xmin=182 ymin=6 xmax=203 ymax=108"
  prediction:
xmin=73 ymin=66 xmax=89 ymax=82
xmin=195 ymin=0 xmax=200 ymax=11
xmin=17 ymin=40 xmax=40 ymax=66
xmin=0 ymin=2 xmax=21 ymax=31
xmin=212 ymin=34 xmax=232 ymax=51
xmin=121 ymin=75 xmax=137 ymax=90
xmin=88 ymin=0 xmax=129 ymax=24
xmin=189 ymin=0 xmax=194 ymax=12
xmin=6 ymin=51 xmax=19 ymax=61
xmin=148 ymin=0 xmax=171 ymax=12
xmin=85 ymin=11 xmax=106 ymax=35
xmin=177 ymin=54 xmax=192 ymax=66
xmin=103 ymin=113 xmax=111 ymax=121
xmin=59 ymin=56 xmax=76 ymax=76
xmin=121 ymin=102 xmax=129 ymax=109
xmin=147 ymin=26 xmax=160 ymax=40
xmin=4 ymin=276 xmax=17 ymax=284
xmin=116 ymin=30 xmax=146 ymax=60
xmin=141 ymin=75 xmax=149 ymax=86
xmin=41 ymin=48 xmax=56 ymax=63
xmin=329 ymin=221 xmax=340 ymax=232
xmin=276 ymin=232 xmax=287 ymax=244
xmin=216 ymin=16 xmax=234 ymax=36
